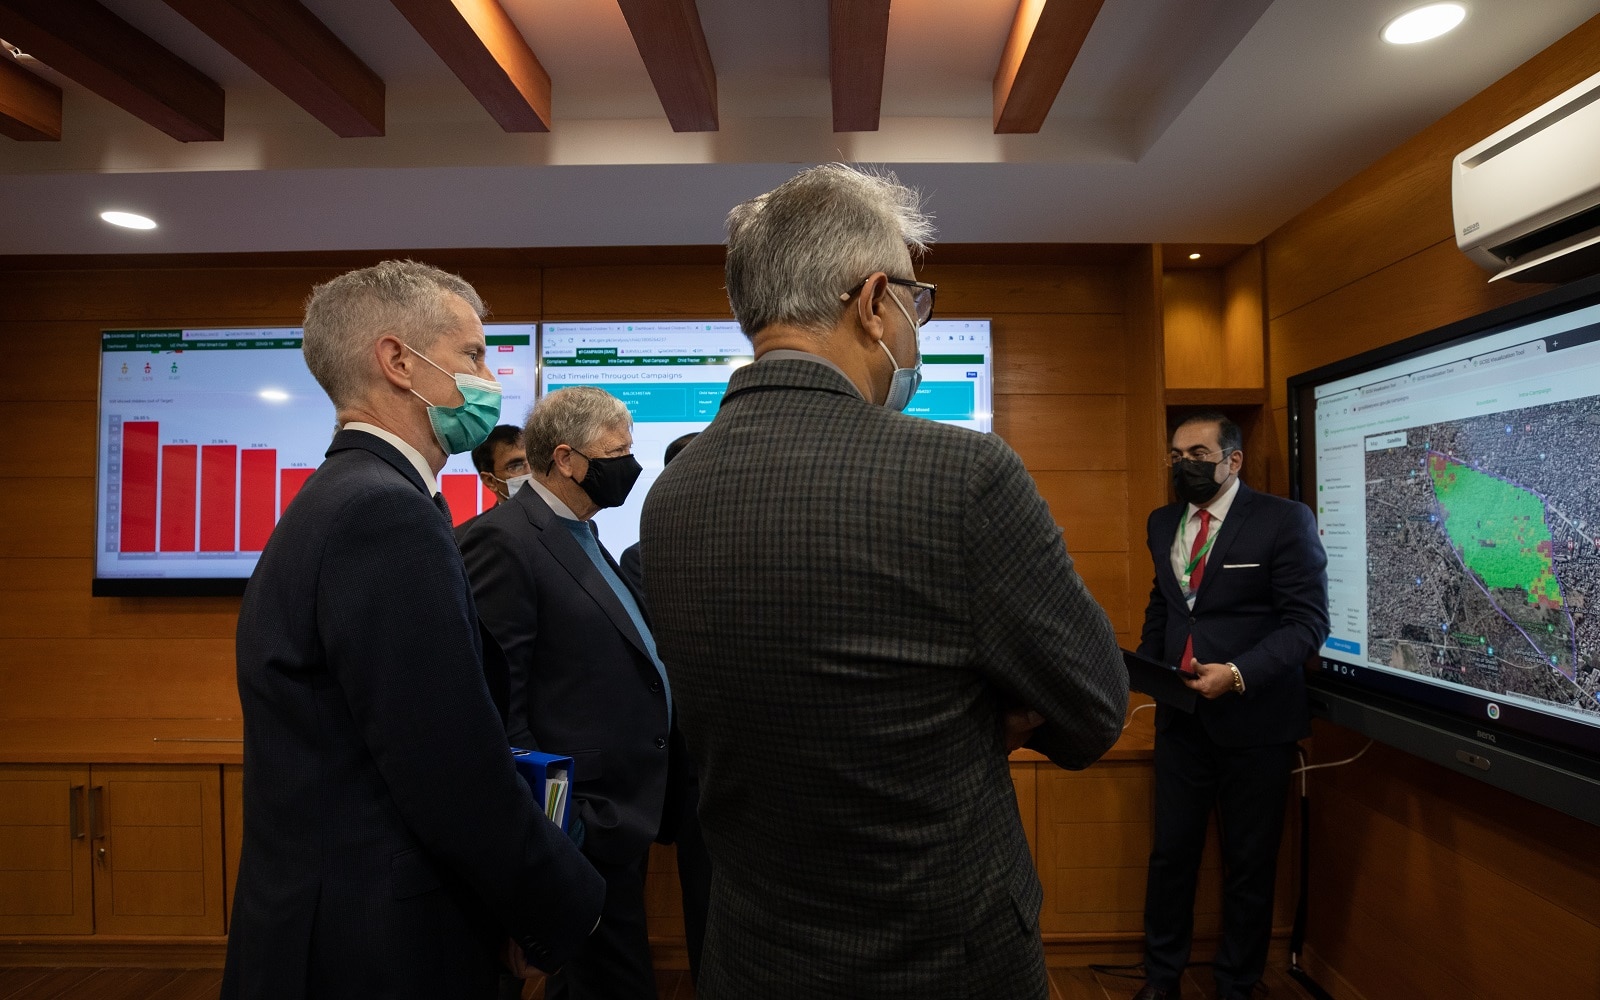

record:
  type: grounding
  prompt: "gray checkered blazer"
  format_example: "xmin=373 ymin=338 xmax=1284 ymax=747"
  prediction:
xmin=640 ymin=358 xmax=1127 ymax=1000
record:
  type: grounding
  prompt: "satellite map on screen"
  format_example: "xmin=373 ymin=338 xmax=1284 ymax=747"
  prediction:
xmin=1365 ymin=397 xmax=1600 ymax=717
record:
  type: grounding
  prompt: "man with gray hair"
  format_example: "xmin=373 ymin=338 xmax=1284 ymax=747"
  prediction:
xmin=640 ymin=164 xmax=1129 ymax=999
xmin=224 ymin=260 xmax=604 ymax=1000
xmin=461 ymin=385 xmax=683 ymax=1000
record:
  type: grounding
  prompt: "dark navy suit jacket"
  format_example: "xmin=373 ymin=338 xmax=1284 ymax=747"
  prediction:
xmin=459 ymin=485 xmax=680 ymax=867
xmin=1136 ymin=483 xmax=1330 ymax=747
xmin=222 ymin=431 xmax=604 ymax=1000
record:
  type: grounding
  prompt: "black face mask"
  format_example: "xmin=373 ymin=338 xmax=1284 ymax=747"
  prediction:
xmin=1171 ymin=458 xmax=1224 ymax=506
xmin=572 ymin=450 xmax=642 ymax=509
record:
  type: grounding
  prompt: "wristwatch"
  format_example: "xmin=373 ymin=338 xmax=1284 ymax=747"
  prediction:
xmin=1227 ymin=662 xmax=1245 ymax=694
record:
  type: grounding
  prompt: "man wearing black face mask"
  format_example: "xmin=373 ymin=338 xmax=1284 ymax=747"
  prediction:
xmin=1132 ymin=412 xmax=1329 ymax=1000
xmin=459 ymin=385 xmax=682 ymax=1000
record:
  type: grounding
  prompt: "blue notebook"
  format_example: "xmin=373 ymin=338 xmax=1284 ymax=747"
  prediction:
xmin=511 ymin=748 xmax=573 ymax=833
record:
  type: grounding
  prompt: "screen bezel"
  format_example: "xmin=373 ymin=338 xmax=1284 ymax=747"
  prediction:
xmin=1288 ymin=270 xmax=1600 ymax=783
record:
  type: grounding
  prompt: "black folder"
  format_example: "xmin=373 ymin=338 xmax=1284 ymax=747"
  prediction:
xmin=1122 ymin=648 xmax=1198 ymax=713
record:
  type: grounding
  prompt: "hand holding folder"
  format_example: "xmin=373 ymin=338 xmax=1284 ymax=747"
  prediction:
xmin=511 ymin=748 xmax=573 ymax=833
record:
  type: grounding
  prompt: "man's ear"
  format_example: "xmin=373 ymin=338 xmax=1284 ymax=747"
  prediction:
xmin=549 ymin=443 xmax=577 ymax=479
xmin=375 ymin=334 xmax=412 ymax=390
xmin=855 ymin=273 xmax=890 ymax=343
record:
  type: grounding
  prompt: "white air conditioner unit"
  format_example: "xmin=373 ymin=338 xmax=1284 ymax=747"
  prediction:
xmin=1453 ymin=68 xmax=1600 ymax=284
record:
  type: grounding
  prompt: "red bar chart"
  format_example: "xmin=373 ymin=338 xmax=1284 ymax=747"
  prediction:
xmin=110 ymin=418 xmax=492 ymax=557
xmin=112 ymin=419 xmax=322 ymax=555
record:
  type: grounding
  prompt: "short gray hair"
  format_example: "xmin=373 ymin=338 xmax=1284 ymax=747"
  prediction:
xmin=724 ymin=163 xmax=934 ymax=338
xmin=302 ymin=260 xmax=486 ymax=409
xmin=525 ymin=386 xmax=632 ymax=472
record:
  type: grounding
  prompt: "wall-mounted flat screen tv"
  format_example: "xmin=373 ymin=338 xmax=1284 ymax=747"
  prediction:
xmin=94 ymin=324 xmax=539 ymax=596
xmin=1288 ymin=273 xmax=1600 ymax=825
xmin=540 ymin=319 xmax=994 ymax=556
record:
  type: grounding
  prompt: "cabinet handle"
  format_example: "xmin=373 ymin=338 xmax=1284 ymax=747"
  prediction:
xmin=69 ymin=784 xmax=86 ymax=839
xmin=89 ymin=785 xmax=105 ymax=840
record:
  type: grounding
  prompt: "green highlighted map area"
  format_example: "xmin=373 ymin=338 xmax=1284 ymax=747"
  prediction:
xmin=1428 ymin=454 xmax=1562 ymax=608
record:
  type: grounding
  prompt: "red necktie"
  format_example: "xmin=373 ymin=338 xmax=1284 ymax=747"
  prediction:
xmin=1180 ymin=509 xmax=1212 ymax=671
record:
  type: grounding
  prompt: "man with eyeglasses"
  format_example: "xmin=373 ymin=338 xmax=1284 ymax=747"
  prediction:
xmin=638 ymin=163 xmax=1128 ymax=1000
xmin=1132 ymin=412 xmax=1329 ymax=1000
xmin=453 ymin=424 xmax=530 ymax=544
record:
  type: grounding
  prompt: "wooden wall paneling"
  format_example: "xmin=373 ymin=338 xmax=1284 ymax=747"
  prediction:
xmin=0 ymin=323 xmax=101 ymax=400
xmin=1161 ymin=270 xmax=1224 ymax=389
xmin=90 ymin=765 xmax=225 ymax=936
xmin=1222 ymin=246 xmax=1265 ymax=389
xmin=990 ymin=314 xmax=1126 ymax=395
xmin=452 ymin=265 xmax=543 ymax=319
xmin=1310 ymin=724 xmax=1600 ymax=931
xmin=0 ymin=558 xmax=239 ymax=640
xmin=1120 ymin=246 xmax=1166 ymax=639
xmin=1263 ymin=13 xmax=1600 ymax=320
xmin=1032 ymin=470 xmax=1127 ymax=554
xmin=0 ymin=403 xmax=95 ymax=473
xmin=1309 ymin=778 xmax=1600 ymax=997
xmin=541 ymin=265 xmax=731 ymax=319
xmin=0 ymin=639 xmax=239 ymax=721
xmin=993 ymin=394 xmax=1126 ymax=471
xmin=919 ymin=264 xmax=1125 ymax=316
xmin=1072 ymin=550 xmax=1132 ymax=639
xmin=1265 ymin=406 xmax=1289 ymax=500
xmin=0 ymin=480 xmax=94 ymax=559
xmin=0 ymin=765 xmax=93 ymax=935
xmin=1 ymin=268 xmax=343 ymax=324
xmin=1267 ymin=239 xmax=1539 ymax=413
xmin=222 ymin=764 xmax=240 ymax=932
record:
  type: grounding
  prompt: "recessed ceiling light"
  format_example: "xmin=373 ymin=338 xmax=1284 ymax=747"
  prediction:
xmin=1188 ymin=253 xmax=1202 ymax=260
xmin=100 ymin=210 xmax=157 ymax=230
xmin=259 ymin=389 xmax=290 ymax=402
xmin=1382 ymin=3 xmax=1466 ymax=45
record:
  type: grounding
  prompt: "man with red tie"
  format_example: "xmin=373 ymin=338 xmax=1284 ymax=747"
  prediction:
xmin=1133 ymin=412 xmax=1328 ymax=1000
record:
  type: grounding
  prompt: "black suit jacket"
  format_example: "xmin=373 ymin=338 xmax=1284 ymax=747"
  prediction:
xmin=1136 ymin=482 xmax=1330 ymax=747
xmin=222 ymin=431 xmax=604 ymax=1000
xmin=459 ymin=486 xmax=676 ymax=867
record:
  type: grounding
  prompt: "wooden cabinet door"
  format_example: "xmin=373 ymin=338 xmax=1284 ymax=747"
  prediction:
xmin=89 ymin=764 xmax=225 ymax=936
xmin=0 ymin=765 xmax=94 ymax=935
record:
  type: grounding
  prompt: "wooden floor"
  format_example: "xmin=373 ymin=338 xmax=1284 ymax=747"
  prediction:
xmin=0 ymin=964 xmax=1320 ymax=999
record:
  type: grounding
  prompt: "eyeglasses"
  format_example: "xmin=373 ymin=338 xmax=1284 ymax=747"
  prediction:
xmin=840 ymin=275 xmax=937 ymax=327
xmin=1167 ymin=447 xmax=1228 ymax=467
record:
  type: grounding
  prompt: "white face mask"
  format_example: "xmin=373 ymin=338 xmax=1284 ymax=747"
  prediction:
xmin=504 ymin=474 xmax=532 ymax=497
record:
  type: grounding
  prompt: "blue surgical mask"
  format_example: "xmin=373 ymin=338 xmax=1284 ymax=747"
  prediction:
xmin=406 ymin=344 xmax=502 ymax=454
xmin=880 ymin=291 xmax=924 ymax=412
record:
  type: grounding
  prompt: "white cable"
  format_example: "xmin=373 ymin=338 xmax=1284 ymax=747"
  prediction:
xmin=1292 ymin=739 xmax=1374 ymax=794
xmin=1122 ymin=701 xmax=1156 ymax=730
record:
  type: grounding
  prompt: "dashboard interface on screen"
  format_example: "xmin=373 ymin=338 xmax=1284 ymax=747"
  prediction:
xmin=540 ymin=319 xmax=993 ymax=555
xmin=1307 ymin=300 xmax=1600 ymax=747
xmin=95 ymin=325 xmax=538 ymax=587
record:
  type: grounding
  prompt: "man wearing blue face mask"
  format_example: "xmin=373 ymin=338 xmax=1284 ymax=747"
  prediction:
xmin=638 ymin=164 xmax=1128 ymax=1000
xmin=224 ymin=260 xmax=603 ymax=1000
xmin=460 ymin=385 xmax=685 ymax=1000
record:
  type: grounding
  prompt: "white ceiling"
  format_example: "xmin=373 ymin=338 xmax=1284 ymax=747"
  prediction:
xmin=0 ymin=0 xmax=1595 ymax=255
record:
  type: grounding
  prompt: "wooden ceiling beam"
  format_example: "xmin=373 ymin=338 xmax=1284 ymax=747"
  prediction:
xmin=615 ymin=0 xmax=717 ymax=132
xmin=828 ymin=0 xmax=890 ymax=132
xmin=388 ymin=0 xmax=550 ymax=132
xmin=992 ymin=0 xmax=1105 ymax=134
xmin=0 ymin=0 xmax=223 ymax=141
xmin=0 ymin=52 xmax=60 ymax=140
xmin=161 ymin=0 xmax=384 ymax=138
